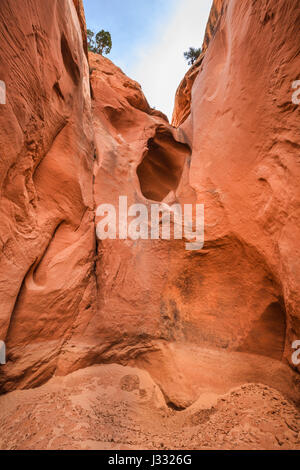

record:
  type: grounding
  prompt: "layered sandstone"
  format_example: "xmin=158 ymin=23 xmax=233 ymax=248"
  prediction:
xmin=0 ymin=0 xmax=299 ymax=451
xmin=0 ymin=0 xmax=95 ymax=391
xmin=177 ymin=0 xmax=300 ymax=373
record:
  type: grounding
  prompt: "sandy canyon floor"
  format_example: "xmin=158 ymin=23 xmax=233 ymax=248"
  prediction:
xmin=0 ymin=361 xmax=299 ymax=450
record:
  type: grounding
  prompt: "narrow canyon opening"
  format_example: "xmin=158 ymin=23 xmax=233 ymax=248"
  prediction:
xmin=136 ymin=128 xmax=191 ymax=202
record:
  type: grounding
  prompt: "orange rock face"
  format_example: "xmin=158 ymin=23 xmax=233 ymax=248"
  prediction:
xmin=0 ymin=0 xmax=299 ymax=450
xmin=178 ymin=0 xmax=300 ymax=370
xmin=0 ymin=0 xmax=95 ymax=391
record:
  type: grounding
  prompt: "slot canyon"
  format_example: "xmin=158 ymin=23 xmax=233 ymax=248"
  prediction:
xmin=0 ymin=0 xmax=299 ymax=450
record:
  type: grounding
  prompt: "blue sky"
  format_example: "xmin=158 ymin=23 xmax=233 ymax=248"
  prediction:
xmin=83 ymin=0 xmax=213 ymax=119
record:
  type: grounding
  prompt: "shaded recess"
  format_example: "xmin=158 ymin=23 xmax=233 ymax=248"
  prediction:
xmin=237 ymin=301 xmax=286 ymax=361
xmin=61 ymin=33 xmax=80 ymax=85
xmin=137 ymin=128 xmax=191 ymax=202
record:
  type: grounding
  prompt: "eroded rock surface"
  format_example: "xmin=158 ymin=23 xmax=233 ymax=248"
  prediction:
xmin=0 ymin=0 xmax=299 ymax=450
xmin=0 ymin=0 xmax=95 ymax=391
xmin=177 ymin=0 xmax=300 ymax=373
xmin=0 ymin=364 xmax=299 ymax=450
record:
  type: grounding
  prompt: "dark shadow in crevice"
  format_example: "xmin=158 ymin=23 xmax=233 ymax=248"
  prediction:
xmin=61 ymin=33 xmax=80 ymax=85
xmin=237 ymin=300 xmax=286 ymax=361
xmin=137 ymin=127 xmax=191 ymax=202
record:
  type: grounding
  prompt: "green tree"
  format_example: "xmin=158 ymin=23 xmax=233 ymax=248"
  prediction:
xmin=94 ymin=30 xmax=112 ymax=56
xmin=184 ymin=47 xmax=202 ymax=66
xmin=87 ymin=28 xmax=95 ymax=52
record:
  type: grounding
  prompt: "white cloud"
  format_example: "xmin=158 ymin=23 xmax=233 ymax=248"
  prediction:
xmin=129 ymin=0 xmax=213 ymax=121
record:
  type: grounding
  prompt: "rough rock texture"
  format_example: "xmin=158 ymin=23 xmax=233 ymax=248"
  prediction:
xmin=177 ymin=0 xmax=300 ymax=372
xmin=0 ymin=0 xmax=299 ymax=451
xmin=72 ymin=0 xmax=89 ymax=57
xmin=84 ymin=51 xmax=299 ymax=411
xmin=0 ymin=0 xmax=96 ymax=391
xmin=80 ymin=2 xmax=300 ymax=413
xmin=0 ymin=364 xmax=299 ymax=450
